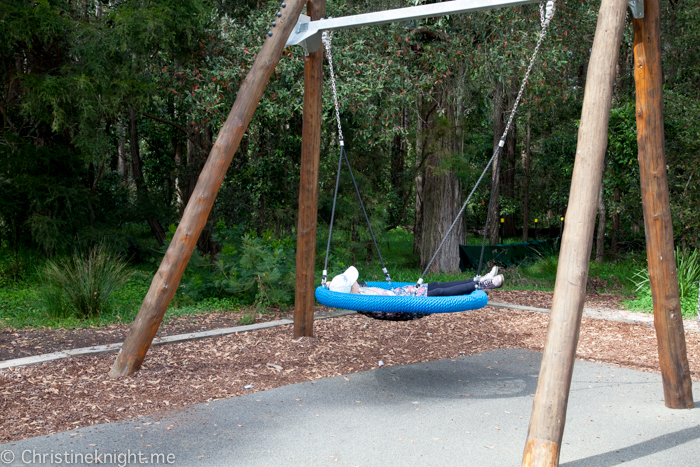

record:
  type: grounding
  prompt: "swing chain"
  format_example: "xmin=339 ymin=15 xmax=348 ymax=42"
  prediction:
xmin=502 ymin=1 xmax=553 ymax=142
xmin=417 ymin=1 xmax=555 ymax=285
xmin=322 ymin=32 xmax=344 ymax=144
xmin=321 ymin=32 xmax=393 ymax=287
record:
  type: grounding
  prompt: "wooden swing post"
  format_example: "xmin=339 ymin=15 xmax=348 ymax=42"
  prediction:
xmin=109 ymin=0 xmax=308 ymax=378
xmin=633 ymin=0 xmax=694 ymax=408
xmin=294 ymin=0 xmax=327 ymax=338
xmin=521 ymin=0 xmax=628 ymax=464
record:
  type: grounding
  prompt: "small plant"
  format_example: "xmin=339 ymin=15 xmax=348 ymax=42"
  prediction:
xmin=677 ymin=248 xmax=700 ymax=298
xmin=38 ymin=244 xmax=133 ymax=318
xmin=238 ymin=313 xmax=256 ymax=325
xmin=628 ymin=247 xmax=700 ymax=317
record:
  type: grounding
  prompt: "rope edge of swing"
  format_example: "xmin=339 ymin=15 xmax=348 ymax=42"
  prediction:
xmin=315 ymin=284 xmax=488 ymax=314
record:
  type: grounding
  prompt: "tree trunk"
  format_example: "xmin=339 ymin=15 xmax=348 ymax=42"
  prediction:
xmin=117 ymin=127 xmax=128 ymax=183
xmin=489 ymin=82 xmax=505 ymax=245
xmin=420 ymin=153 xmax=463 ymax=272
xmin=413 ymin=95 xmax=426 ymax=255
xmin=186 ymin=124 xmax=217 ymax=255
xmin=611 ymin=187 xmax=620 ymax=253
xmin=185 ymin=124 xmax=212 ymax=207
xmin=387 ymin=107 xmax=413 ymax=231
xmin=522 ymin=110 xmax=531 ymax=242
xmin=129 ymin=107 xmax=166 ymax=246
xmin=502 ymin=81 xmax=518 ymax=238
xmin=419 ymin=96 xmax=464 ymax=273
xmin=596 ymin=185 xmax=606 ymax=262
xmin=173 ymin=141 xmax=183 ymax=210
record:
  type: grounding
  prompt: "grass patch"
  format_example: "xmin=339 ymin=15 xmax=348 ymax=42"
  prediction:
xmin=0 ymin=229 xmax=654 ymax=331
xmin=0 ymin=274 xmax=244 ymax=330
xmin=237 ymin=312 xmax=256 ymax=326
xmin=625 ymin=248 xmax=700 ymax=318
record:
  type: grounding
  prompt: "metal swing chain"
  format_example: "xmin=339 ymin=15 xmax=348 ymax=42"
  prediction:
xmin=477 ymin=1 xmax=554 ymax=276
xmin=323 ymin=32 xmax=344 ymax=143
xmin=417 ymin=1 xmax=555 ymax=287
xmin=321 ymin=32 xmax=393 ymax=286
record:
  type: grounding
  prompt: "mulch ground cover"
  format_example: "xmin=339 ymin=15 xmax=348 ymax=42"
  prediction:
xmin=0 ymin=291 xmax=632 ymax=362
xmin=0 ymin=307 xmax=309 ymax=361
xmin=2 ymin=291 xmax=693 ymax=445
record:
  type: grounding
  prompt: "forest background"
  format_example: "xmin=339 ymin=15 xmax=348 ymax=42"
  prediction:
xmin=1 ymin=0 xmax=699 ymax=327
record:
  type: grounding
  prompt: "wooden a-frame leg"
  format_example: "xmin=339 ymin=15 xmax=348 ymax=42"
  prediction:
xmin=633 ymin=0 xmax=693 ymax=409
xmin=109 ymin=0 xmax=308 ymax=378
xmin=521 ymin=0 xmax=628 ymax=464
xmin=294 ymin=0 xmax=327 ymax=338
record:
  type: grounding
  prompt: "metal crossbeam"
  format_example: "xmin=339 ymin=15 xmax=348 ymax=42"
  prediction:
xmin=286 ymin=0 xmax=644 ymax=54
xmin=286 ymin=0 xmax=540 ymax=54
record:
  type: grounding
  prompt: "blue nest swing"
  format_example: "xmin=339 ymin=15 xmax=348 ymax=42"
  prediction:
xmin=315 ymin=282 xmax=488 ymax=315
xmin=314 ymin=28 xmax=544 ymax=319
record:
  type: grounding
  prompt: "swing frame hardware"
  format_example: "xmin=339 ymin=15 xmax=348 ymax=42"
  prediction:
xmin=628 ymin=0 xmax=644 ymax=19
xmin=286 ymin=0 xmax=541 ymax=55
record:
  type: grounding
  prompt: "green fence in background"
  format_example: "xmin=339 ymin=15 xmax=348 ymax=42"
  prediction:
xmin=459 ymin=238 xmax=560 ymax=272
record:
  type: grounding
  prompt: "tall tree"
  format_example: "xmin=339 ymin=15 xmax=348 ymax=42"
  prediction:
xmin=522 ymin=109 xmax=532 ymax=241
xmin=419 ymin=91 xmax=464 ymax=272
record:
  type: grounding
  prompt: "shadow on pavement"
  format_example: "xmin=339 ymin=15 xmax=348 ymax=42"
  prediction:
xmin=561 ymin=425 xmax=700 ymax=467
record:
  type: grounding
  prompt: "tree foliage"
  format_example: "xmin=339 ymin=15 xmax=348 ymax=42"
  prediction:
xmin=1 ymin=0 xmax=699 ymax=277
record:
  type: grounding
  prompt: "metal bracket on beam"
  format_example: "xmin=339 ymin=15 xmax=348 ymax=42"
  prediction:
xmin=287 ymin=14 xmax=322 ymax=55
xmin=285 ymin=0 xmax=540 ymax=54
xmin=628 ymin=0 xmax=644 ymax=18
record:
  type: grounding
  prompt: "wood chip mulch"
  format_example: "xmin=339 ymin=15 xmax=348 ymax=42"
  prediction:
xmin=2 ymin=294 xmax=699 ymax=444
xmin=488 ymin=289 xmax=635 ymax=310
xmin=0 ymin=307 xmax=304 ymax=361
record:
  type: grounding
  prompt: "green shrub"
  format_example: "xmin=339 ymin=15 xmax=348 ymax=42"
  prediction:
xmin=628 ymin=247 xmax=700 ymax=318
xmin=178 ymin=229 xmax=296 ymax=309
xmin=38 ymin=244 xmax=134 ymax=318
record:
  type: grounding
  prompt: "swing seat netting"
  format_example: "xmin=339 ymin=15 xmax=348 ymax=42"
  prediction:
xmin=315 ymin=282 xmax=488 ymax=314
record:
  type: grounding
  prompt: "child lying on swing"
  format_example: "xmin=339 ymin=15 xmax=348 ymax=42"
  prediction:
xmin=326 ymin=265 xmax=503 ymax=296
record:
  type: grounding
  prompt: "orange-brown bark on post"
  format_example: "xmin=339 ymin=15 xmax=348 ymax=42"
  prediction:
xmin=294 ymin=0 xmax=327 ymax=338
xmin=522 ymin=0 xmax=628 ymax=464
xmin=633 ymin=0 xmax=694 ymax=409
xmin=109 ymin=0 xmax=308 ymax=378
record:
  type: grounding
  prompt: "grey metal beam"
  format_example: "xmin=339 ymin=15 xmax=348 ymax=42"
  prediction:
xmin=286 ymin=0 xmax=643 ymax=54
xmin=286 ymin=0 xmax=540 ymax=53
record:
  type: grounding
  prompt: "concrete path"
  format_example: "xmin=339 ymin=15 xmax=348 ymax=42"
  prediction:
xmin=2 ymin=349 xmax=699 ymax=466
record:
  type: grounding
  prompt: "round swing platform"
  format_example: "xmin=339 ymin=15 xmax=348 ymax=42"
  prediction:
xmin=315 ymin=282 xmax=488 ymax=315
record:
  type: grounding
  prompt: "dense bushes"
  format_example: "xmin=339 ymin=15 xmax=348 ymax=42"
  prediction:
xmin=176 ymin=226 xmax=296 ymax=310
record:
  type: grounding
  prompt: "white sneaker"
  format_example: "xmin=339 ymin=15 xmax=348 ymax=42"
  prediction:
xmin=327 ymin=266 xmax=360 ymax=293
xmin=479 ymin=274 xmax=503 ymax=290
xmin=480 ymin=266 xmax=499 ymax=282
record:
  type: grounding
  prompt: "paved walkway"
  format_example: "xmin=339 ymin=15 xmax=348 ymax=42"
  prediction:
xmin=2 ymin=349 xmax=699 ymax=466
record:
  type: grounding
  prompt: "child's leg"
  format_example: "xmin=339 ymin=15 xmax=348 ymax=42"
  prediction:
xmin=427 ymin=281 xmax=476 ymax=297
xmin=427 ymin=279 xmax=474 ymax=291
